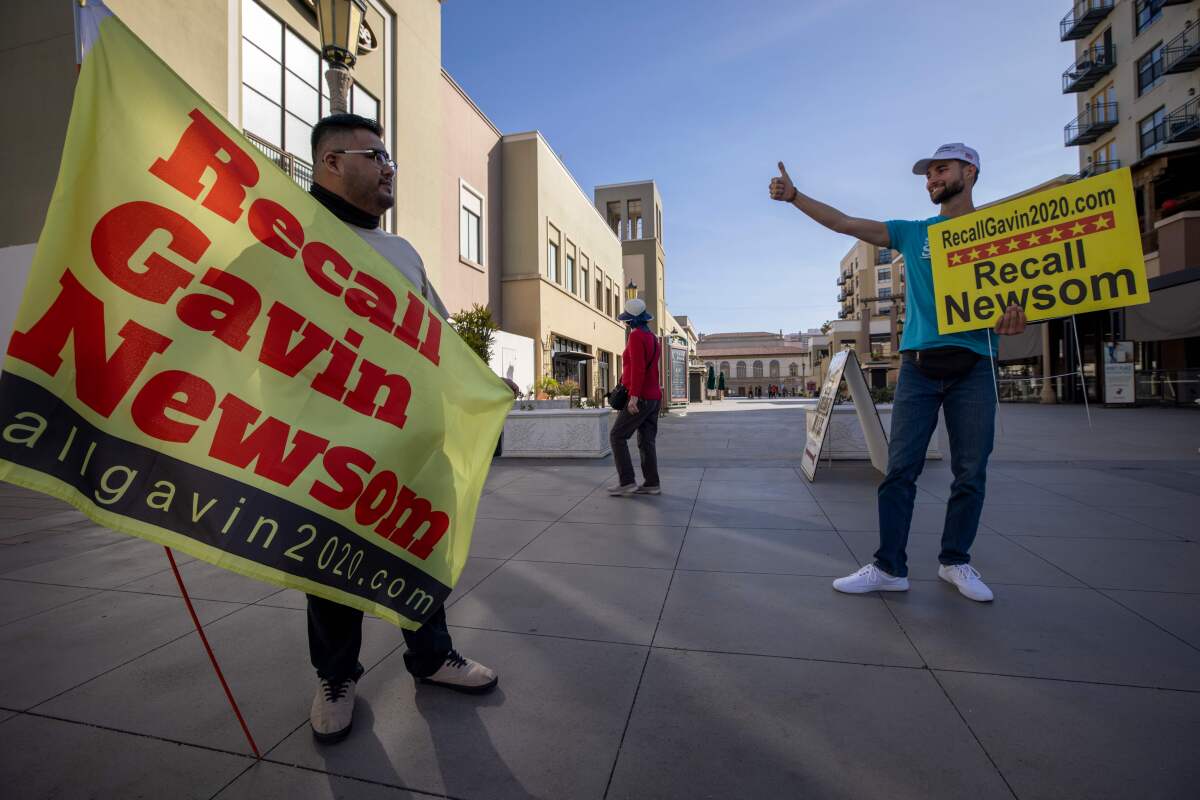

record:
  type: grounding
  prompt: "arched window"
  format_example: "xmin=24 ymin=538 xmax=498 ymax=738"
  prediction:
xmin=736 ymin=361 xmax=747 ymax=378
xmin=720 ymin=361 xmax=730 ymax=378
xmin=752 ymin=361 xmax=763 ymax=378
xmin=789 ymin=362 xmax=799 ymax=377
xmin=769 ymin=360 xmax=780 ymax=378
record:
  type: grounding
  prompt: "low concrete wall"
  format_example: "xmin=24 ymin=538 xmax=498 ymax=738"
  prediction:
xmin=502 ymin=408 xmax=613 ymax=458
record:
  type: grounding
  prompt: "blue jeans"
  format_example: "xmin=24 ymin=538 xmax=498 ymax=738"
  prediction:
xmin=874 ymin=356 xmax=996 ymax=578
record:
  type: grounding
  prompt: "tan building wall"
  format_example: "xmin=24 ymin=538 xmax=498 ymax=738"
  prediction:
xmin=440 ymin=70 xmax=503 ymax=320
xmin=500 ymin=133 xmax=627 ymax=400
xmin=595 ymin=181 xmax=667 ymax=334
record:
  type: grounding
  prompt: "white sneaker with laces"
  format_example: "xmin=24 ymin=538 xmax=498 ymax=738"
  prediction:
xmin=608 ymin=483 xmax=637 ymax=496
xmin=938 ymin=564 xmax=994 ymax=602
xmin=310 ymin=674 xmax=359 ymax=743
xmin=419 ymin=650 xmax=498 ymax=694
xmin=832 ymin=564 xmax=909 ymax=594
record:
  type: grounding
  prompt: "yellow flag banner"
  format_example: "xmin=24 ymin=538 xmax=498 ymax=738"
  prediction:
xmin=929 ymin=168 xmax=1149 ymax=334
xmin=0 ymin=16 xmax=512 ymax=629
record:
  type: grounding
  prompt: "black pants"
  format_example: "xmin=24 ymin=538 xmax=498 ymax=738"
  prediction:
xmin=610 ymin=399 xmax=661 ymax=487
xmin=307 ymin=594 xmax=452 ymax=681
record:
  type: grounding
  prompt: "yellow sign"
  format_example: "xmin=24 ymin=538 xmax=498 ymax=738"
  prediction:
xmin=929 ymin=168 xmax=1149 ymax=334
xmin=0 ymin=16 xmax=512 ymax=629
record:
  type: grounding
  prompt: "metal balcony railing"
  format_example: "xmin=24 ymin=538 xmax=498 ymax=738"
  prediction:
xmin=837 ymin=292 xmax=847 ymax=303
xmin=244 ymin=131 xmax=314 ymax=191
xmin=1060 ymin=0 xmax=1114 ymax=42
xmin=1074 ymin=159 xmax=1121 ymax=181
xmin=1165 ymin=95 xmax=1200 ymax=144
xmin=836 ymin=275 xmax=846 ymax=287
xmin=1062 ymin=44 xmax=1116 ymax=93
xmin=1064 ymin=102 xmax=1118 ymax=146
xmin=1164 ymin=21 xmax=1200 ymax=75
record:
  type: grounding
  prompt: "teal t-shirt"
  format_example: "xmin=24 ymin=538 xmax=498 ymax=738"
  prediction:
xmin=886 ymin=217 xmax=996 ymax=357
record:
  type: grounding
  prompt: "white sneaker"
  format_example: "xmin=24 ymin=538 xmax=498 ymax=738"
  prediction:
xmin=419 ymin=650 xmax=498 ymax=694
xmin=608 ymin=483 xmax=637 ymax=496
xmin=310 ymin=673 xmax=359 ymax=743
xmin=938 ymin=564 xmax=994 ymax=602
xmin=832 ymin=564 xmax=909 ymax=594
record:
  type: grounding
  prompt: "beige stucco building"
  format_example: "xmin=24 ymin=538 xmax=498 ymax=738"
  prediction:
xmin=835 ymin=240 xmax=901 ymax=387
xmin=1 ymin=0 xmax=673 ymax=402
xmin=697 ymin=332 xmax=815 ymax=397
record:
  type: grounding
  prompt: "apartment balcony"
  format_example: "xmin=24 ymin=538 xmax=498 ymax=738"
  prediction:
xmin=875 ymin=251 xmax=892 ymax=265
xmin=1064 ymin=102 xmax=1118 ymax=146
xmin=1059 ymin=0 xmax=1114 ymax=42
xmin=836 ymin=275 xmax=846 ymax=287
xmin=1165 ymin=95 xmax=1200 ymax=144
xmin=837 ymin=292 xmax=846 ymax=303
xmin=245 ymin=131 xmax=313 ymax=191
xmin=1062 ymin=44 xmax=1116 ymax=93
xmin=1164 ymin=22 xmax=1200 ymax=75
xmin=1074 ymin=159 xmax=1121 ymax=181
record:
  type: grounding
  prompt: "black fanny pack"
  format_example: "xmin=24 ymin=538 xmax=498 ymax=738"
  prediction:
xmin=904 ymin=347 xmax=980 ymax=381
xmin=607 ymin=383 xmax=629 ymax=410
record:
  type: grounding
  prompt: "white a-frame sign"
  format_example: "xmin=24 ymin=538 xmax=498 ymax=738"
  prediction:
xmin=800 ymin=349 xmax=889 ymax=481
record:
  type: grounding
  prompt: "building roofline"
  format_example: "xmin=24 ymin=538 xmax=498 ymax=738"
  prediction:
xmin=594 ymin=179 xmax=658 ymax=191
xmin=440 ymin=69 xmax=502 ymax=138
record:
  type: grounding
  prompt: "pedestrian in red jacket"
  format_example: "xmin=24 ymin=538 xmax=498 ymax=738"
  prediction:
xmin=608 ymin=298 xmax=662 ymax=496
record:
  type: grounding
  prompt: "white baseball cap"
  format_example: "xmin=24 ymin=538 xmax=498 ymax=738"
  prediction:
xmin=912 ymin=143 xmax=981 ymax=175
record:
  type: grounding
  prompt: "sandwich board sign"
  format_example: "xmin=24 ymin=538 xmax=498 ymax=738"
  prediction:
xmin=800 ymin=348 xmax=888 ymax=481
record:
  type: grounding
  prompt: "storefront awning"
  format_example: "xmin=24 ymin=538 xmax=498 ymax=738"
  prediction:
xmin=1125 ymin=270 xmax=1200 ymax=341
xmin=552 ymin=351 xmax=595 ymax=361
xmin=998 ymin=323 xmax=1044 ymax=362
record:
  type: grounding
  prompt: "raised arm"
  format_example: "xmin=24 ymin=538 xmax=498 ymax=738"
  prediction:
xmin=769 ymin=162 xmax=890 ymax=248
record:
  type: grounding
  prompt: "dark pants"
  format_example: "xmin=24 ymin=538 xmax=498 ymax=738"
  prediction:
xmin=610 ymin=399 xmax=661 ymax=487
xmin=307 ymin=594 xmax=453 ymax=681
xmin=874 ymin=356 xmax=996 ymax=578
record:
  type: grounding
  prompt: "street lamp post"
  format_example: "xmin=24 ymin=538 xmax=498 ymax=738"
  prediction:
xmin=315 ymin=0 xmax=366 ymax=115
xmin=625 ymin=280 xmax=638 ymax=301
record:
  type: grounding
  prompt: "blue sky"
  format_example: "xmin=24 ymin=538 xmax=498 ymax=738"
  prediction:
xmin=441 ymin=0 xmax=1081 ymax=335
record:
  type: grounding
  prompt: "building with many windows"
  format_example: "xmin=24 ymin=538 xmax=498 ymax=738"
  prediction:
xmin=697 ymin=332 xmax=816 ymax=397
xmin=834 ymin=240 xmax=902 ymax=387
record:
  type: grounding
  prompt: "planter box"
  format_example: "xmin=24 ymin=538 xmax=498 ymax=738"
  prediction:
xmin=501 ymin=408 xmax=613 ymax=458
xmin=803 ymin=403 xmax=944 ymax=461
xmin=517 ymin=399 xmax=570 ymax=410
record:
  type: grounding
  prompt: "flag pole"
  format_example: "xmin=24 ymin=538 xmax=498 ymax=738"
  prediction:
xmin=164 ymin=548 xmax=262 ymax=759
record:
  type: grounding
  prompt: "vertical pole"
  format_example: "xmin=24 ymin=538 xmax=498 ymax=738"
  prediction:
xmin=165 ymin=548 xmax=261 ymax=759
xmin=1070 ymin=316 xmax=1092 ymax=429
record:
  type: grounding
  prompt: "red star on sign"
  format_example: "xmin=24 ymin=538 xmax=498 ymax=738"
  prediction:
xmin=968 ymin=248 xmax=981 ymax=260
xmin=1092 ymin=214 xmax=1112 ymax=230
xmin=986 ymin=242 xmax=1000 ymax=256
xmin=1005 ymin=238 xmax=1022 ymax=252
xmin=949 ymin=252 xmax=963 ymax=265
xmin=1025 ymin=232 xmax=1042 ymax=247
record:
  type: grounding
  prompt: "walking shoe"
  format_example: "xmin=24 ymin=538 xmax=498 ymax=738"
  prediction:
xmin=938 ymin=564 xmax=994 ymax=602
xmin=634 ymin=484 xmax=661 ymax=495
xmin=418 ymin=650 xmax=498 ymax=694
xmin=311 ymin=670 xmax=361 ymax=743
xmin=608 ymin=483 xmax=638 ymax=496
xmin=832 ymin=564 xmax=910 ymax=594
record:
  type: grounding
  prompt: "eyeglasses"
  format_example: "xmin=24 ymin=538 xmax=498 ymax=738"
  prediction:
xmin=330 ymin=149 xmax=395 ymax=169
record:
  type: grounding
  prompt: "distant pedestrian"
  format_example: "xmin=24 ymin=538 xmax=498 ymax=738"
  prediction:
xmin=770 ymin=144 xmax=1026 ymax=602
xmin=608 ymin=298 xmax=662 ymax=496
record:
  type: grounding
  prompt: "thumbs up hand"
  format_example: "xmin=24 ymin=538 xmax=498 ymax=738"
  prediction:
xmin=769 ymin=162 xmax=797 ymax=203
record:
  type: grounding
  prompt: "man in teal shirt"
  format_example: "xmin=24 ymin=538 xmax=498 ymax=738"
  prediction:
xmin=769 ymin=143 xmax=1025 ymax=602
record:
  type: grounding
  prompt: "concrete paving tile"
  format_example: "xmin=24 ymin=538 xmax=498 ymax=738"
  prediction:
xmin=466 ymin=517 xmax=552 ymax=559
xmin=655 ymin=571 xmax=922 ymax=666
xmin=0 ymin=526 xmax=128 ymax=575
xmin=215 ymin=761 xmax=423 ymax=799
xmin=974 ymin=482 xmax=1090 ymax=506
xmin=1015 ymin=537 xmax=1200 ymax=592
xmin=884 ymin=584 xmax=1200 ymax=690
xmin=253 ymin=588 xmax=309 ymax=610
xmin=1100 ymin=505 xmax=1198 ymax=540
xmin=0 ymin=509 xmax=87 ymax=538
xmin=0 ymin=714 xmax=250 ymax=799
xmin=586 ymin=480 xmax=701 ymax=501
xmin=607 ymin=649 xmax=1012 ymax=800
xmin=117 ymin=557 xmax=284 ymax=604
xmin=445 ymin=557 xmax=504 ymax=607
xmin=838 ymin=531 xmax=1084 ymax=587
xmin=689 ymin=498 xmax=833 ymax=530
xmin=1 ymin=535 xmax=195 ymax=588
xmin=697 ymin=481 xmax=813 ymax=501
xmin=35 ymin=604 xmax=403 ymax=755
xmin=1103 ymin=590 xmax=1200 ymax=648
xmin=447 ymin=560 xmax=671 ymax=644
xmin=702 ymin=467 xmax=805 ymax=482
xmin=1044 ymin=482 xmax=1200 ymax=508
xmin=475 ymin=493 xmax=581 ymax=521
xmin=982 ymin=503 xmax=1177 ymax=539
xmin=816 ymin=500 xmax=962 ymax=535
xmin=270 ymin=627 xmax=647 ymax=800
xmin=0 ymin=589 xmax=242 ymax=709
xmin=563 ymin=493 xmax=695 ymax=526
xmin=0 ymin=710 xmax=14 ymax=724
xmin=514 ymin=521 xmax=684 ymax=569
xmin=937 ymin=671 xmax=1200 ymax=800
xmin=489 ymin=474 xmax=603 ymax=498
xmin=0 ymin=579 xmax=97 ymax=626
xmin=677 ymin=528 xmax=858 ymax=576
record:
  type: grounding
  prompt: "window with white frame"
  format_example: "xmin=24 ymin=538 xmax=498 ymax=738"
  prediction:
xmin=459 ymin=184 xmax=483 ymax=265
xmin=547 ymin=224 xmax=560 ymax=283
xmin=565 ymin=244 xmax=576 ymax=294
xmin=580 ymin=254 xmax=590 ymax=302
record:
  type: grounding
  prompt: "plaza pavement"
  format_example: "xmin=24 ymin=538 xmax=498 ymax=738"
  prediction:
xmin=0 ymin=400 xmax=1198 ymax=799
